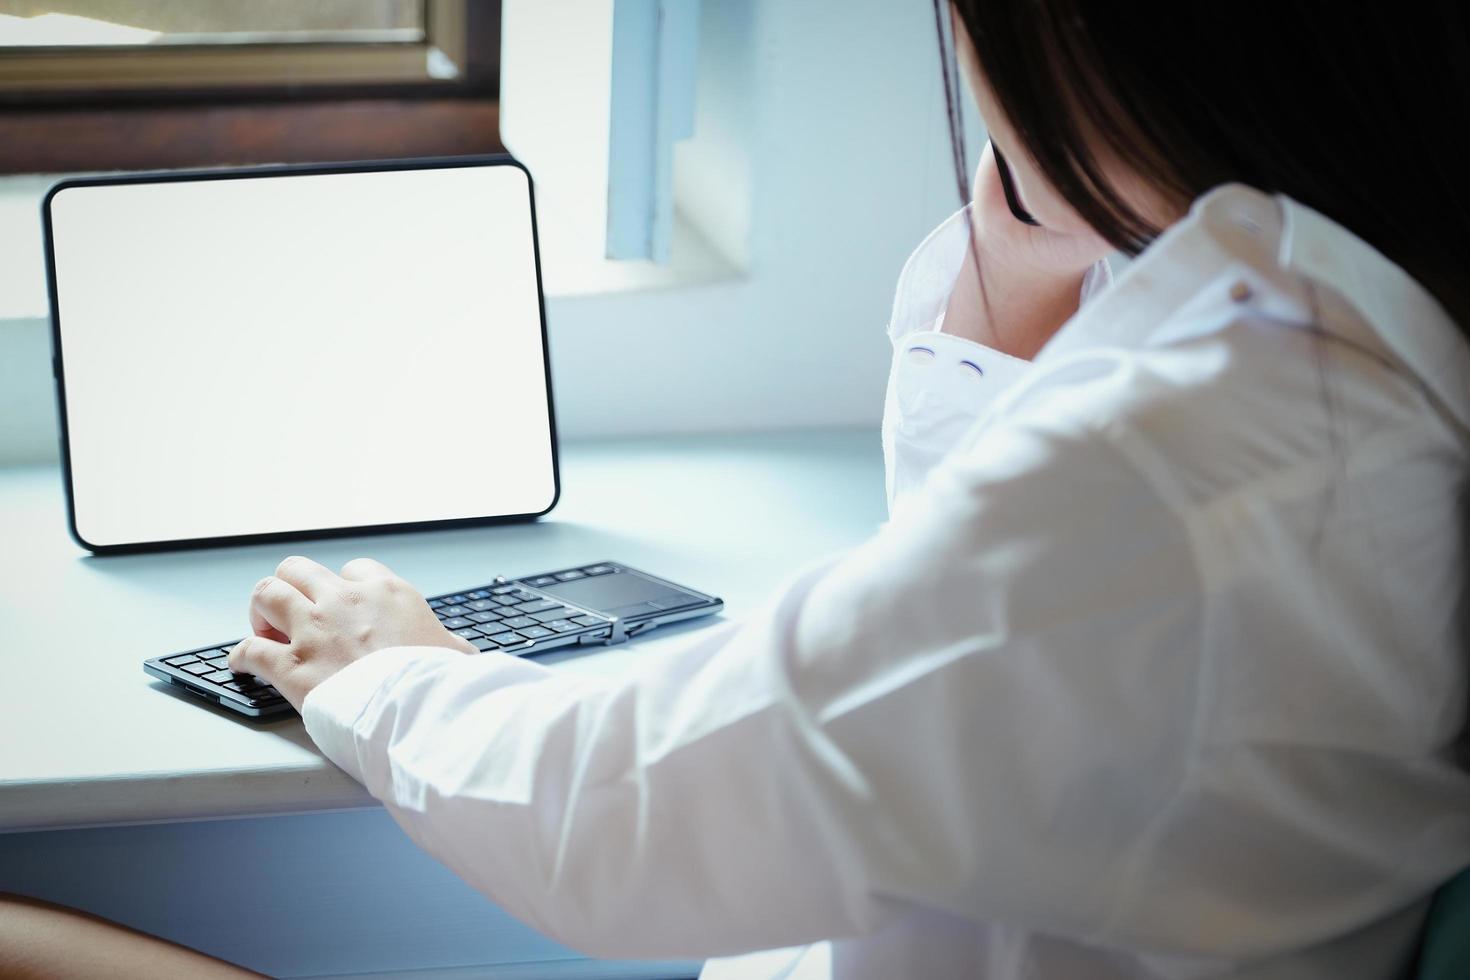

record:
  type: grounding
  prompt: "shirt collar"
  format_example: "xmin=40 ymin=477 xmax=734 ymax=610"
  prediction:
xmin=1278 ymin=195 xmax=1470 ymax=435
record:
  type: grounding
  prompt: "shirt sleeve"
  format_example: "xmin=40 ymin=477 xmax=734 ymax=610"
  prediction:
xmin=302 ymin=412 xmax=1203 ymax=961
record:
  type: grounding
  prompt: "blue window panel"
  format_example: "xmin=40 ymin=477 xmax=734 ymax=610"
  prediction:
xmin=606 ymin=0 xmax=700 ymax=263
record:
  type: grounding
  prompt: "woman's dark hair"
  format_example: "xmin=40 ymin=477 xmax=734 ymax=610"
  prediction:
xmin=935 ymin=0 xmax=1470 ymax=752
xmin=935 ymin=0 xmax=1470 ymax=328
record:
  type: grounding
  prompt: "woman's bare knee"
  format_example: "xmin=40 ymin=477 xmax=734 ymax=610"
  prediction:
xmin=0 ymin=892 xmax=261 ymax=979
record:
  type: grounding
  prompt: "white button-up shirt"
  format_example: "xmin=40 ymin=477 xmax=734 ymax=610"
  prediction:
xmin=304 ymin=183 xmax=1470 ymax=979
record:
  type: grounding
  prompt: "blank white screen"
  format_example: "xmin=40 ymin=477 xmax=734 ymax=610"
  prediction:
xmin=49 ymin=164 xmax=557 ymax=548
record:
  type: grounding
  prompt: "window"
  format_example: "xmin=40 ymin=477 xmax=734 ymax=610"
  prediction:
xmin=0 ymin=1 xmax=427 ymax=47
xmin=0 ymin=1 xmax=462 ymax=92
xmin=0 ymin=0 xmax=745 ymax=310
xmin=0 ymin=0 xmax=501 ymax=172
xmin=500 ymin=0 xmax=745 ymax=289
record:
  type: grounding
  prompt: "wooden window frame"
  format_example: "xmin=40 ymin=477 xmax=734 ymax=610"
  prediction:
xmin=0 ymin=0 xmax=502 ymax=174
xmin=0 ymin=0 xmax=469 ymax=94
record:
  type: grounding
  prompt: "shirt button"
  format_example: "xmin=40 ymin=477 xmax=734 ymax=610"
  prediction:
xmin=1229 ymin=281 xmax=1253 ymax=303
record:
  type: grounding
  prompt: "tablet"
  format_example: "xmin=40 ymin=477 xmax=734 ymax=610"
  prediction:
xmin=43 ymin=157 xmax=559 ymax=553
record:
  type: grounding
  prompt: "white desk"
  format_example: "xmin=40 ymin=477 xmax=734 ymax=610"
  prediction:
xmin=0 ymin=428 xmax=885 ymax=978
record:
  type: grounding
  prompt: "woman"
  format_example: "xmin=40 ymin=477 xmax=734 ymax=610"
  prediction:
xmin=6 ymin=1 xmax=1468 ymax=977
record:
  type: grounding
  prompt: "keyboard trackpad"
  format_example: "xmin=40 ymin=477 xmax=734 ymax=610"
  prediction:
xmin=536 ymin=573 xmax=697 ymax=619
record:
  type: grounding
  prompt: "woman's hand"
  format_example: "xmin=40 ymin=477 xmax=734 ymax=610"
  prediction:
xmin=227 ymin=556 xmax=474 ymax=711
xmin=943 ymin=140 xmax=1114 ymax=358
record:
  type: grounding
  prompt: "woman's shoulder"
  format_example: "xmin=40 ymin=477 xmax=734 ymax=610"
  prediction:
xmin=976 ymin=184 xmax=1462 ymax=512
xmin=932 ymin=263 xmax=1467 ymax=762
xmin=956 ymin=313 xmax=1445 ymax=534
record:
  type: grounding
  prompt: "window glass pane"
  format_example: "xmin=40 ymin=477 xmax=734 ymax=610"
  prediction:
xmin=0 ymin=1 xmax=425 ymax=48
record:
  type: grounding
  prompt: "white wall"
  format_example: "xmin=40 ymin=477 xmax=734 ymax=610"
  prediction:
xmin=0 ymin=0 xmax=974 ymax=464
xmin=541 ymin=0 xmax=971 ymax=439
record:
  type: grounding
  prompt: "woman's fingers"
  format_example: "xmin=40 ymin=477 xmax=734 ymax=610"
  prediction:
xmin=249 ymin=575 xmax=311 ymax=639
xmin=274 ymin=555 xmax=341 ymax=603
xmin=251 ymin=619 xmax=290 ymax=644
xmin=340 ymin=557 xmax=397 ymax=582
xmin=226 ymin=632 xmax=293 ymax=681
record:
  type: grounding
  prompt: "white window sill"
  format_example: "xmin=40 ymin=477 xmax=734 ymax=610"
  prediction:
xmin=535 ymin=208 xmax=742 ymax=298
xmin=0 ymin=173 xmax=742 ymax=326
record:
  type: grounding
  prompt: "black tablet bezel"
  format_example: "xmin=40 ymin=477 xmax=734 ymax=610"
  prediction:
xmin=42 ymin=155 xmax=561 ymax=555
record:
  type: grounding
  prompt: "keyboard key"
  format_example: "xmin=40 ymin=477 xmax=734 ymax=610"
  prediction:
xmin=469 ymin=636 xmax=498 ymax=652
xmin=508 ymin=589 xmax=539 ymax=602
xmin=467 ymin=611 xmax=501 ymax=624
xmin=205 ymin=657 xmax=230 ymax=670
xmin=440 ymin=605 xmax=470 ymax=618
xmin=490 ymin=586 xmax=517 ymax=595
xmin=251 ymin=687 xmax=282 ymax=701
xmin=554 ymin=570 xmax=586 ymax=581
xmin=443 ymin=594 xmax=469 ymax=605
xmin=467 ymin=590 xmax=491 ymax=599
xmin=182 ymin=662 xmax=213 ymax=676
xmin=453 ymin=628 xmax=480 ymax=640
xmin=515 ymin=599 xmax=561 ymax=614
xmin=486 ymin=631 xmax=521 ymax=645
xmin=516 ymin=626 xmax=554 ymax=639
xmin=163 ymin=653 xmax=198 ymax=666
xmin=466 ymin=599 xmax=497 ymax=612
xmin=442 ymin=617 xmax=472 ymax=630
xmin=204 ymin=670 xmax=235 ymax=683
xmin=498 ymin=615 xmax=537 ymax=629
xmin=428 ymin=599 xmax=445 ymax=610
xmin=582 ymin=565 xmax=615 ymax=576
xmin=529 ymin=608 xmax=571 ymax=623
xmin=571 ymin=615 xmax=605 ymax=627
xmin=435 ymin=612 xmax=448 ymax=621
xmin=526 ymin=575 xmax=558 ymax=587
xmin=544 ymin=619 xmax=579 ymax=633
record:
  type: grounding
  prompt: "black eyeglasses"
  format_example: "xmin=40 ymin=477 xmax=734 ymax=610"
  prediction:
xmin=993 ymin=146 xmax=1041 ymax=227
